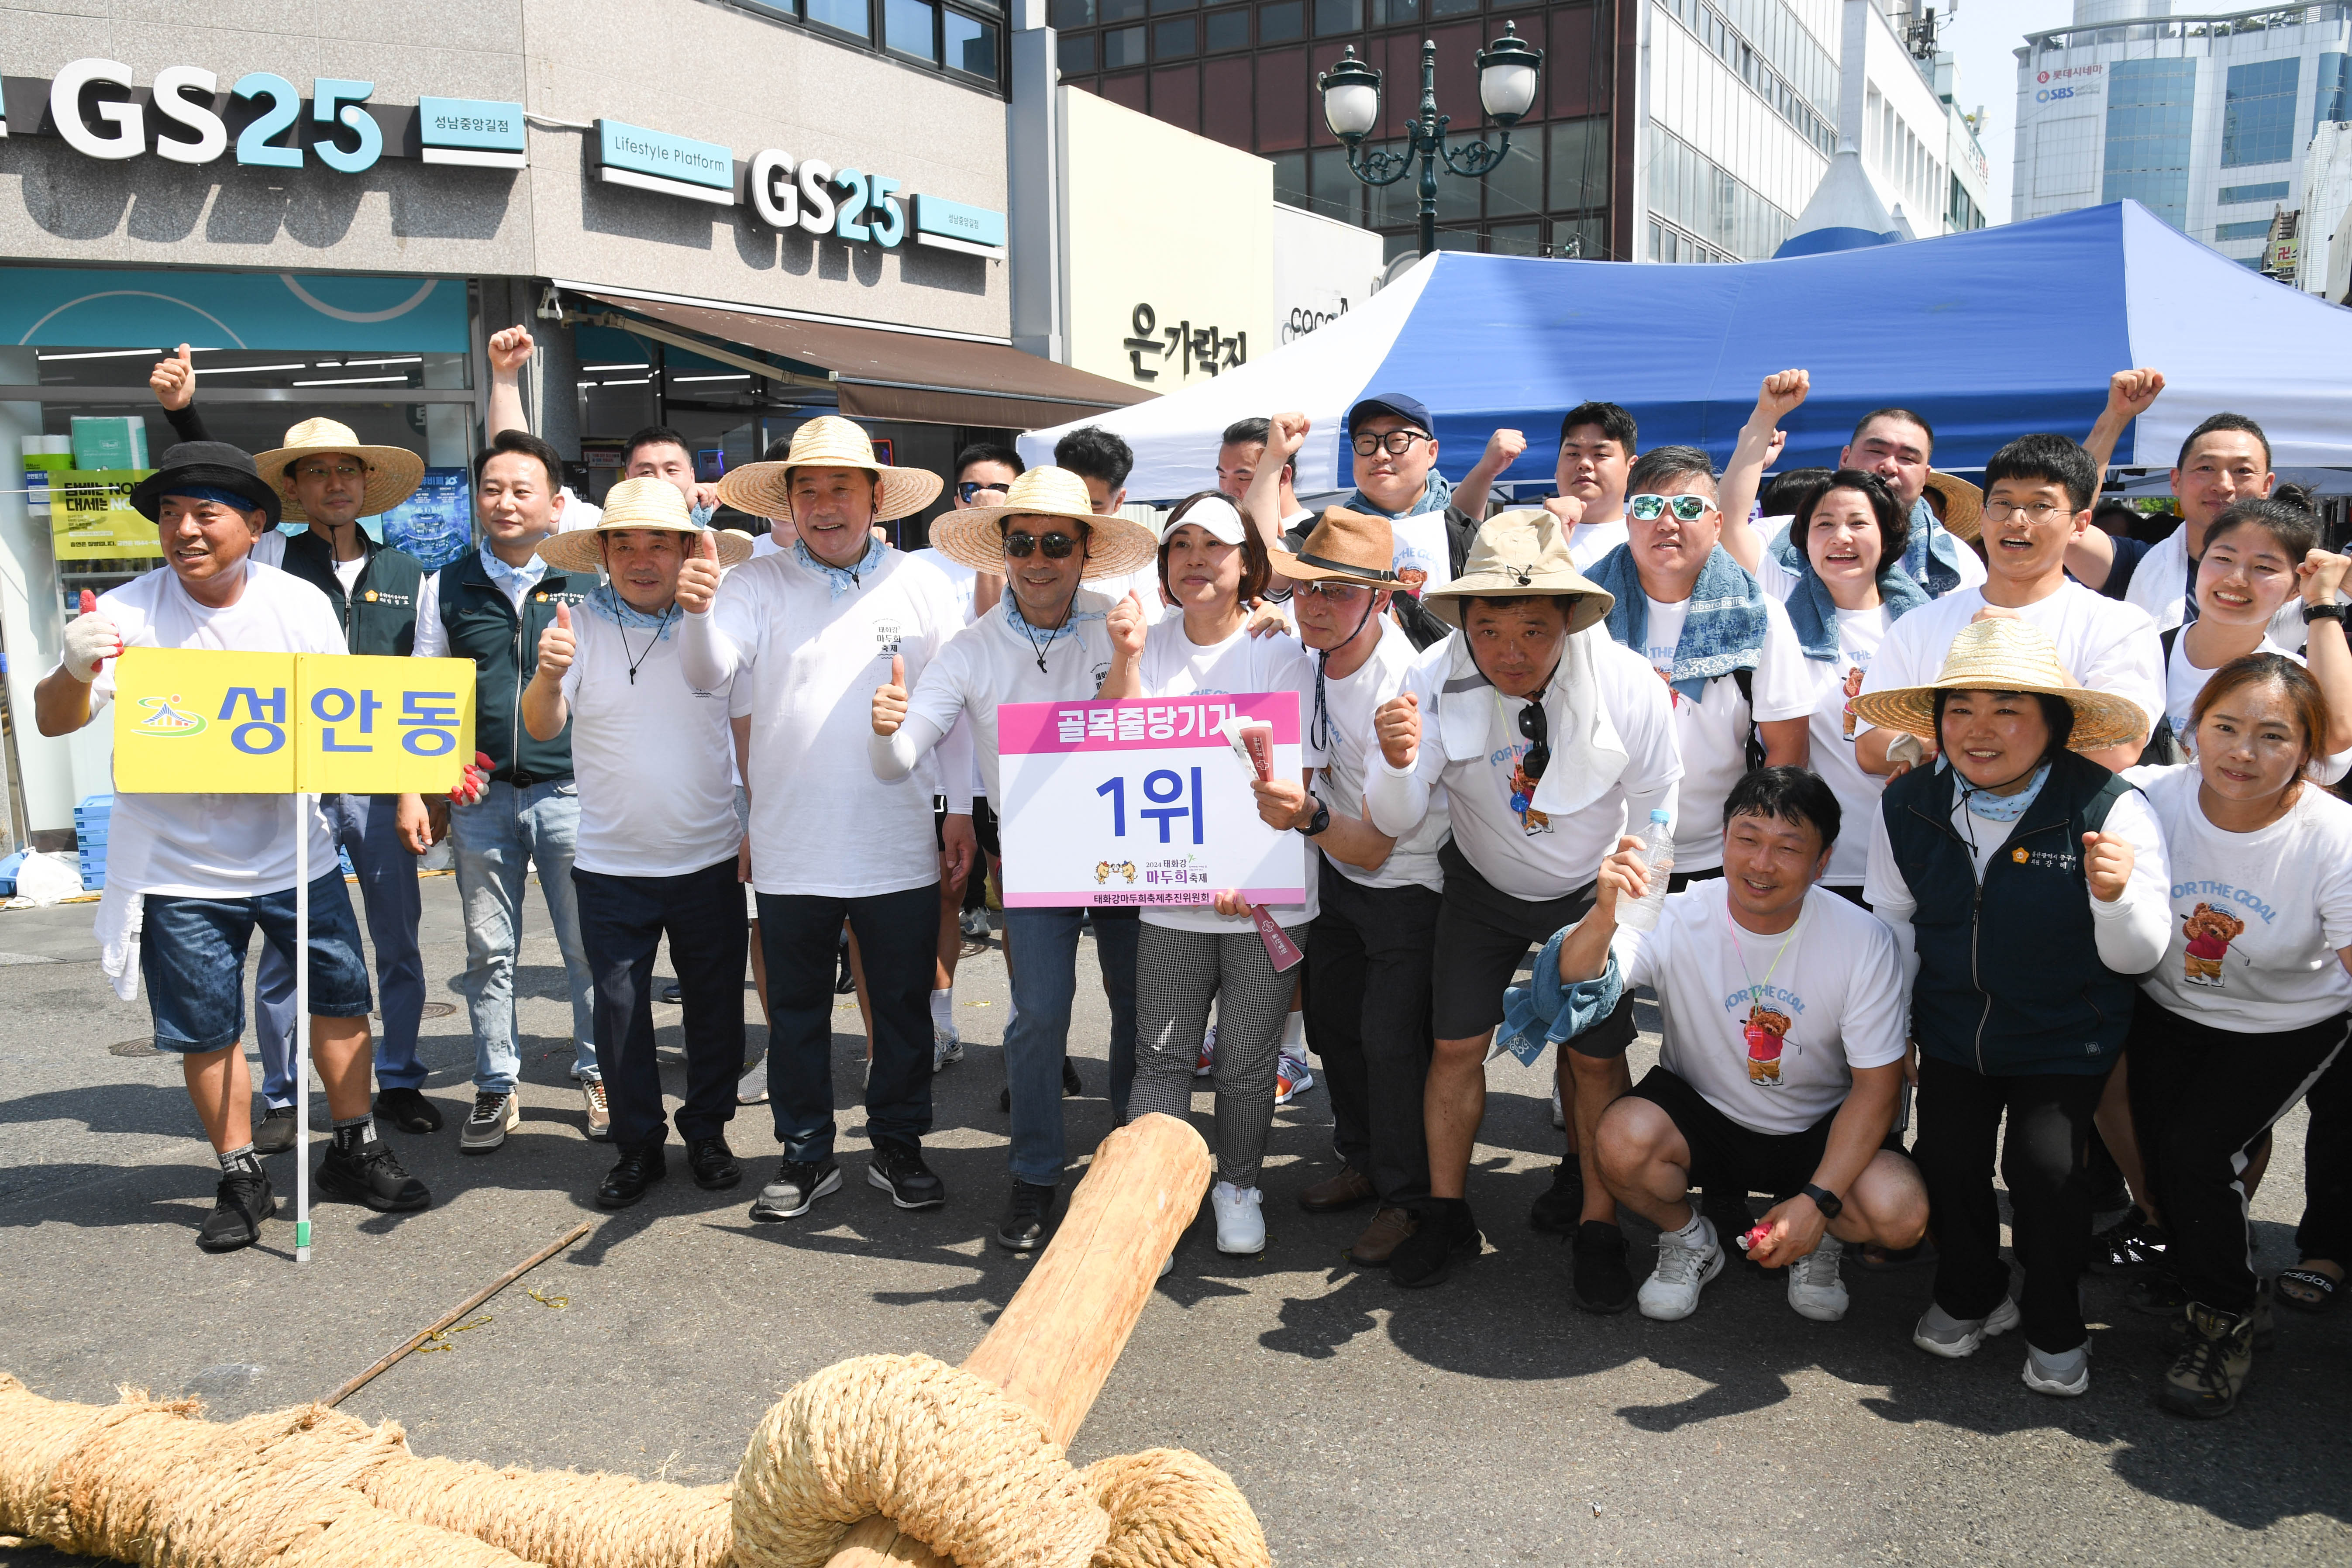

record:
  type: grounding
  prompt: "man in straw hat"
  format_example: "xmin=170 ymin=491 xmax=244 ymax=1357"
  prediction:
xmin=1366 ymin=510 xmax=1681 ymax=1305
xmin=518 ymin=479 xmax=754 ymax=1209
xmin=681 ymin=416 xmax=971 ymax=1223
xmin=34 ymin=442 xmax=430 ymax=1252
xmin=412 ymin=429 xmax=606 ymax=1154
xmin=1238 ymin=417 xmax=1453 ymax=1268
xmin=1854 ymin=617 xmax=2169 ymax=1397
xmin=869 ymin=466 xmax=1154 ymax=1250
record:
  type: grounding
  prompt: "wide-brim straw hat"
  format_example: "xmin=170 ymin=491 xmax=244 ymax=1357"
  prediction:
xmin=128 ymin=441 xmax=282 ymax=526
xmin=534 ymin=477 xmax=754 ymax=574
xmin=928 ymin=466 xmax=1159 ymax=580
xmin=1419 ymin=509 xmax=1613 ymax=634
xmin=1269 ymin=507 xmax=1399 ymax=589
xmin=250 ymin=417 xmax=426 ymax=521
xmin=713 ymin=415 xmax=943 ymax=524
xmin=1846 ymin=616 xmax=2146 ymax=753
xmin=1923 ymin=470 xmax=1984 ymax=542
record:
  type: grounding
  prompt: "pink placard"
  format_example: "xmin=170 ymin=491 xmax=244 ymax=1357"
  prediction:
xmin=999 ymin=695 xmax=1302 ymax=756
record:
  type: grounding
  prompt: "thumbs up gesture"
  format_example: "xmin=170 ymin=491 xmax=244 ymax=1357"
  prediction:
xmin=873 ymin=653 xmax=909 ymax=736
xmin=2083 ymin=830 xmax=2134 ymax=903
xmin=1107 ymin=589 xmax=1148 ymax=661
xmin=537 ymin=602 xmax=575 ymax=678
xmin=62 ymin=589 xmax=121 ymax=682
xmin=149 ymin=345 xmax=195 ymax=412
xmin=1375 ymin=689 xmax=1421 ymax=769
xmin=675 ymin=531 xmax=722 ymax=614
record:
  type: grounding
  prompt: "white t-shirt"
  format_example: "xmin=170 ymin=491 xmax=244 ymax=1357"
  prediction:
xmin=1391 ymin=511 xmax=1454 ymax=596
xmin=1569 ymin=517 xmax=1629 ymax=572
xmin=906 ymin=546 xmax=988 ymax=799
xmin=559 ymin=608 xmax=739 ymax=878
xmin=1857 ymin=582 xmax=2164 ymax=750
xmin=1319 ymin=619 xmax=1447 ymax=892
xmin=1615 ymin=880 xmax=1908 ymax=1135
xmin=1791 ymin=604 xmax=1893 ymax=886
xmin=1134 ymin=616 xmax=1327 ymax=932
xmin=698 ymin=550 xmax=971 ymax=898
xmin=902 ymin=592 xmax=1118 ymax=801
xmin=2125 ymin=762 xmax=2352 ymax=1030
xmin=2159 ymin=630 xmax=2352 ymax=783
xmin=83 ymin=561 xmax=344 ymax=898
xmin=1634 ymin=593 xmax=1812 ymax=872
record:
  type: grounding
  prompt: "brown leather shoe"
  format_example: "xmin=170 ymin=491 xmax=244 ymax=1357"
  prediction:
xmin=1298 ymin=1165 xmax=1376 ymax=1213
xmin=1348 ymin=1206 xmax=1418 ymax=1266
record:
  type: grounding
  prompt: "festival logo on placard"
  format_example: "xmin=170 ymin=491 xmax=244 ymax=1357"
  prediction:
xmin=1093 ymin=860 xmax=1139 ymax=885
xmin=132 ymin=693 xmax=206 ymax=737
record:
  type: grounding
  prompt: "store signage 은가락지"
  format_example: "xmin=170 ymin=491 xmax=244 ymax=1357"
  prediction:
xmin=1120 ymin=304 xmax=1246 ymax=383
xmin=994 ymin=693 xmax=1305 ymax=909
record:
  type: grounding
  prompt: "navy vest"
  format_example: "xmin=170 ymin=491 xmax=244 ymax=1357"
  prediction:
xmin=279 ymin=528 xmax=424 ymax=658
xmin=434 ymin=551 xmax=590 ymax=786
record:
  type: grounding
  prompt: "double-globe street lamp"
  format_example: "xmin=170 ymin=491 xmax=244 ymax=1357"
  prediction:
xmin=1316 ymin=22 xmax=1544 ymax=260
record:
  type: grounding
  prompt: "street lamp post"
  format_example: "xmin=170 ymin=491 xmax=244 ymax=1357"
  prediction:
xmin=1317 ymin=23 xmax=1543 ymax=259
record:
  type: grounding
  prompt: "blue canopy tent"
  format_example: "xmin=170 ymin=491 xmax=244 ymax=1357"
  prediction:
xmin=1025 ymin=201 xmax=2352 ymax=502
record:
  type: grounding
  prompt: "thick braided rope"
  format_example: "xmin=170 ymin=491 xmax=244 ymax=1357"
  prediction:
xmin=1081 ymin=1451 xmax=1271 ymax=1568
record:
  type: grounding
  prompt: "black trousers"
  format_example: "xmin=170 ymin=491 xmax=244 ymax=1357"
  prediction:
xmin=756 ymin=882 xmax=938 ymax=1161
xmin=1915 ymin=1053 xmax=2106 ymax=1352
xmin=572 ymin=859 xmax=747 ymax=1150
xmin=1308 ymin=858 xmax=1440 ymax=1208
xmin=2130 ymin=997 xmax=2349 ymax=1312
xmin=2297 ymin=1047 xmax=2352 ymax=1263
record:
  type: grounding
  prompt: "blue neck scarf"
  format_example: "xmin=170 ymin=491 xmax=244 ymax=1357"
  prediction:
xmin=795 ymin=535 xmax=887 ymax=599
xmin=1345 ymin=469 xmax=1454 ymax=522
xmin=999 ymin=586 xmax=1104 ymax=648
xmin=1957 ymin=760 xmax=2052 ymax=823
xmin=585 ymin=582 xmax=677 ymax=641
xmin=480 ymin=545 xmax=548 ymax=603
xmin=1770 ymin=528 xmax=1929 ymax=661
xmin=1900 ymin=496 xmax=1963 ymax=598
xmin=1585 ymin=543 xmax=1768 ymax=702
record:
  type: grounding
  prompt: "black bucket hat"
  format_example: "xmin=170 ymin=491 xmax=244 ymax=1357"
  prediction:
xmin=128 ymin=441 xmax=283 ymax=527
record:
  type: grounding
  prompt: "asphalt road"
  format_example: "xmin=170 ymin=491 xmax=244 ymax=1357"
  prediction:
xmin=0 ymin=873 xmax=2345 ymax=1565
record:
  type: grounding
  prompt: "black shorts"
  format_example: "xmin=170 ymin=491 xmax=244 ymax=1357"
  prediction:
xmin=1628 ymin=1064 xmax=1848 ymax=1199
xmin=933 ymin=796 xmax=1001 ymax=859
xmin=1430 ymin=839 xmax=1636 ymax=1055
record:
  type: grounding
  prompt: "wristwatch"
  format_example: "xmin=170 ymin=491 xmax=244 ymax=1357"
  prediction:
xmin=2304 ymin=600 xmax=2345 ymax=624
xmin=1296 ymin=795 xmax=1331 ymax=837
xmin=1801 ymin=1183 xmax=1844 ymax=1220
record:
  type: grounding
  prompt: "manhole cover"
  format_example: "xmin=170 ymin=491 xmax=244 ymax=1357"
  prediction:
xmin=372 ymin=1003 xmax=460 ymax=1020
xmin=109 ymin=1038 xmax=161 ymax=1057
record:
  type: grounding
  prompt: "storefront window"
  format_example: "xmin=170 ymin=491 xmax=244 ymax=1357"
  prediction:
xmin=946 ymin=10 xmax=999 ymax=75
xmin=886 ymin=0 xmax=940 ymax=59
xmin=1487 ymin=222 xmax=1542 ymax=255
xmin=808 ymin=0 xmax=873 ymax=39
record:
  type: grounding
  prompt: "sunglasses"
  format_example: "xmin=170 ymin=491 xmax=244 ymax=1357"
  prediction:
xmin=1295 ymin=580 xmax=1369 ymax=600
xmin=1517 ymin=701 xmax=1550 ymax=780
xmin=1628 ymin=493 xmax=1715 ymax=522
xmin=1003 ymin=528 xmax=1083 ymax=559
xmin=957 ymin=479 xmax=1012 ymax=503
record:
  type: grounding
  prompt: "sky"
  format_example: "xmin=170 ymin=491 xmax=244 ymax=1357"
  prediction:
xmin=1939 ymin=0 xmax=2077 ymax=220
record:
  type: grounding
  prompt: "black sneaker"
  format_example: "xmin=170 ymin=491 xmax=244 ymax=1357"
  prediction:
xmin=196 ymin=1170 xmax=277 ymax=1252
xmin=1391 ymin=1199 xmax=1481 ymax=1289
xmin=2091 ymin=1213 xmax=2170 ymax=1274
xmin=868 ymin=1140 xmax=947 ymax=1210
xmin=2127 ymin=1270 xmax=2188 ymax=1316
xmin=1571 ymin=1220 xmax=1636 ymax=1314
xmin=998 ymin=1179 xmax=1058 ymax=1252
xmin=315 ymin=1137 xmax=432 ymax=1213
xmin=374 ymin=1086 xmax=443 ymax=1135
xmin=999 ymin=1083 xmax=1012 ymax=1113
xmin=1529 ymin=1159 xmax=1584 ymax=1235
xmin=252 ymin=1105 xmax=298 ymax=1156
xmin=751 ymin=1158 xmax=841 ymax=1221
xmin=596 ymin=1143 xmax=668 ymax=1209
xmin=686 ymin=1136 xmax=741 ymax=1190
xmin=1062 ymin=1058 xmax=1084 ymax=1097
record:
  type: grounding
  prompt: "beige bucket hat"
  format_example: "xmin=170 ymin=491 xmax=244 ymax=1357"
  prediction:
xmin=534 ymin=477 xmax=753 ymax=574
xmin=1846 ymin=616 xmax=2146 ymax=753
xmin=250 ymin=417 xmax=426 ymax=522
xmin=1923 ymin=470 xmax=1984 ymax=542
xmin=927 ymin=466 xmax=1159 ymax=581
xmin=1268 ymin=508 xmax=1400 ymax=590
xmin=713 ymin=415 xmax=943 ymax=524
xmin=1419 ymin=509 xmax=1613 ymax=634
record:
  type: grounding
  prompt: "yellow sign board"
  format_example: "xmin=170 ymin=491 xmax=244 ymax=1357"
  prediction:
xmin=49 ymin=470 xmax=164 ymax=559
xmin=111 ymin=648 xmax=475 ymax=795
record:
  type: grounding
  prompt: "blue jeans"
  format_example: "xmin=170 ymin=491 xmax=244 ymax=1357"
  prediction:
xmin=143 ymin=873 xmax=371 ymax=1053
xmin=1002 ymin=906 xmax=1139 ymax=1184
xmin=448 ymin=780 xmax=597 ymax=1096
xmin=252 ymin=793 xmax=427 ymax=1107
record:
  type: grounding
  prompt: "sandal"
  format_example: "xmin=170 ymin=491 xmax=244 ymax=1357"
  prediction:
xmin=2276 ymin=1263 xmax=2342 ymax=1313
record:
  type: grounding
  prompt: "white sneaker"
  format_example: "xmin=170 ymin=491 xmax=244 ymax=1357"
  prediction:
xmin=1550 ymin=1079 xmax=1566 ymax=1129
xmin=1638 ymin=1220 xmax=1724 ymax=1321
xmin=1194 ymin=1024 xmax=1217 ymax=1077
xmin=1785 ymin=1236 xmax=1849 ymax=1321
xmin=1912 ymin=1296 xmax=2022 ymax=1358
xmin=1158 ymin=1251 xmax=1174 ymax=1278
xmin=737 ymin=1058 xmax=768 ymax=1105
xmin=1273 ymin=1053 xmax=1313 ymax=1104
xmin=933 ymin=1025 xmax=964 ymax=1069
xmin=581 ymin=1078 xmax=610 ymax=1141
xmin=2021 ymin=1341 xmax=2091 ymax=1397
xmin=1212 ymin=1180 xmax=1265 ymax=1254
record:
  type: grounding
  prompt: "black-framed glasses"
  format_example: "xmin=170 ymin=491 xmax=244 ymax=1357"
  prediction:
xmin=1982 ymin=500 xmax=2072 ymax=524
xmin=1350 ymin=429 xmax=1432 ymax=458
xmin=957 ymin=479 xmax=1012 ymax=503
xmin=1517 ymin=701 xmax=1550 ymax=780
xmin=1003 ymin=528 xmax=1082 ymax=559
xmin=1628 ymin=493 xmax=1714 ymax=522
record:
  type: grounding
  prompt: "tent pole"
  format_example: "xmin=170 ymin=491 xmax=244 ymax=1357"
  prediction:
xmin=294 ymin=792 xmax=311 ymax=1265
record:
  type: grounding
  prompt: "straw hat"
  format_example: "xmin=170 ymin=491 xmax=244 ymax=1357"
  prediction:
xmin=1922 ymin=470 xmax=1984 ymax=542
xmin=534 ymin=477 xmax=753 ymax=574
xmin=1419 ymin=509 xmax=1613 ymax=634
xmin=927 ymin=466 xmax=1159 ymax=580
xmin=713 ymin=415 xmax=943 ymax=524
xmin=1846 ymin=617 xmax=2146 ymax=753
xmin=249 ymin=417 xmax=426 ymax=521
xmin=1269 ymin=507 xmax=1399 ymax=589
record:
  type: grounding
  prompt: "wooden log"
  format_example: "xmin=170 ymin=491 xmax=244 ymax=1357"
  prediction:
xmin=821 ymin=1113 xmax=1212 ymax=1567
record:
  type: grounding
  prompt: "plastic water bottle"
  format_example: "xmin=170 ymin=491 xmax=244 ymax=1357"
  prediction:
xmin=1615 ymin=809 xmax=1676 ymax=933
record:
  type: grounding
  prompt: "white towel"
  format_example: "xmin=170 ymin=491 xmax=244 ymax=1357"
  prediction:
xmin=95 ymin=881 xmax=144 ymax=1002
xmin=1433 ymin=624 xmax=1630 ymax=819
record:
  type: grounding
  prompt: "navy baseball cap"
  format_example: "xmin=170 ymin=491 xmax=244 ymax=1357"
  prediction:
xmin=1346 ymin=392 xmax=1433 ymax=435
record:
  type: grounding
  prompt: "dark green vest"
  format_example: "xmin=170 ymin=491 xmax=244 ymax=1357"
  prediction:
xmin=278 ymin=528 xmax=425 ymax=658
xmin=1880 ymin=751 xmax=2138 ymax=1078
xmin=434 ymin=550 xmax=589 ymax=785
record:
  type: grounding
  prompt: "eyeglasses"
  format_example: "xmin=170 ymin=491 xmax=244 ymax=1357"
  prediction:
xmin=1003 ymin=529 xmax=1083 ymax=559
xmin=1517 ymin=701 xmax=1550 ymax=781
xmin=1628 ymin=493 xmax=1715 ymax=522
xmin=957 ymin=480 xmax=1011 ymax=503
xmin=1351 ymin=430 xmax=1432 ymax=458
xmin=1982 ymin=500 xmax=2073 ymax=524
xmin=295 ymin=461 xmax=366 ymax=481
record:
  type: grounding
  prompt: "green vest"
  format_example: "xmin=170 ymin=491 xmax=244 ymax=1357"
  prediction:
xmin=434 ymin=550 xmax=590 ymax=786
xmin=277 ymin=528 xmax=425 ymax=658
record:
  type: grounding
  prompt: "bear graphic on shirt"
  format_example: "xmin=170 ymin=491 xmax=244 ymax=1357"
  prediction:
xmin=1841 ymin=665 xmax=1865 ymax=740
xmin=1505 ymin=754 xmax=1551 ymax=834
xmin=2181 ymin=902 xmax=2246 ymax=986
xmin=1744 ymin=1004 xmax=1792 ymax=1085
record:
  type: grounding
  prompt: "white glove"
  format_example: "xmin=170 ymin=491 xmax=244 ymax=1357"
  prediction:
xmin=63 ymin=597 xmax=121 ymax=682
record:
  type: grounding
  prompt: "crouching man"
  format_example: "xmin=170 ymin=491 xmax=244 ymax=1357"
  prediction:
xmin=1503 ymin=767 xmax=1926 ymax=1322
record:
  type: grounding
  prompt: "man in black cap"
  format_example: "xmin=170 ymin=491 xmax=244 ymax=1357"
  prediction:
xmin=1337 ymin=391 xmax=1476 ymax=650
xmin=33 ymin=443 xmax=430 ymax=1253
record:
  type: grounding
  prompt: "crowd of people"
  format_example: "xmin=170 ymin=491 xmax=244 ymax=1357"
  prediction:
xmin=38 ymin=336 xmax=2352 ymax=1426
